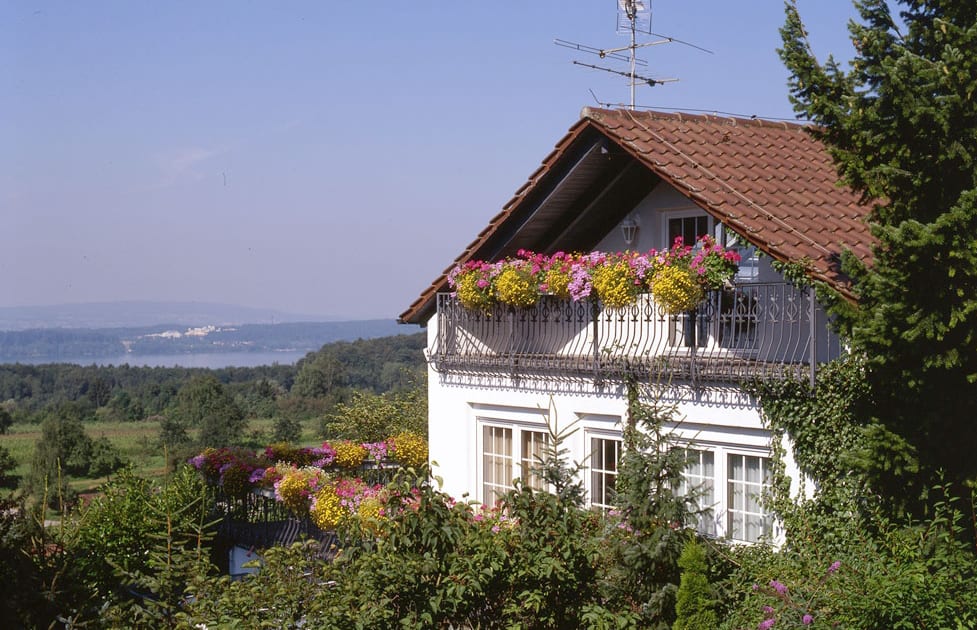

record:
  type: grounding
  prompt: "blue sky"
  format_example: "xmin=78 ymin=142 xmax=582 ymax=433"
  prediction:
xmin=1 ymin=1 xmax=858 ymax=321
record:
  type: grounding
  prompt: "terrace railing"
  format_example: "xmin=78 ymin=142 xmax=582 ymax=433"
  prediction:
xmin=431 ymin=283 xmax=842 ymax=388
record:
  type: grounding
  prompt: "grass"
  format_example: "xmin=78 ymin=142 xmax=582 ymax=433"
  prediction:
xmin=1 ymin=416 xmax=320 ymax=495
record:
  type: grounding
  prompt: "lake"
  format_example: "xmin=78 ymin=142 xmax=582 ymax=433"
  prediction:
xmin=9 ymin=350 xmax=312 ymax=369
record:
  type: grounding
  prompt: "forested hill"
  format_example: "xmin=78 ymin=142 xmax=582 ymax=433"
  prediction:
xmin=0 ymin=320 xmax=411 ymax=363
xmin=0 ymin=331 xmax=426 ymax=419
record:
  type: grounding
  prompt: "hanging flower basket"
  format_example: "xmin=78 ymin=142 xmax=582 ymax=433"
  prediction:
xmin=650 ymin=265 xmax=704 ymax=314
xmin=495 ymin=265 xmax=539 ymax=308
xmin=446 ymin=236 xmax=740 ymax=312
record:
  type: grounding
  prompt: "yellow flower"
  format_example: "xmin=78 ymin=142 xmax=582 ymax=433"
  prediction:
xmin=275 ymin=466 xmax=327 ymax=515
xmin=543 ymin=268 xmax=572 ymax=299
xmin=390 ymin=432 xmax=429 ymax=469
xmin=455 ymin=270 xmax=495 ymax=312
xmin=333 ymin=441 xmax=368 ymax=469
xmin=592 ymin=260 xmax=640 ymax=309
xmin=651 ymin=265 xmax=704 ymax=314
xmin=494 ymin=265 xmax=539 ymax=308
xmin=311 ymin=485 xmax=345 ymax=531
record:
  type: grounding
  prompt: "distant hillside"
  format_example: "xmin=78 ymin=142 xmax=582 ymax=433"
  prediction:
xmin=0 ymin=320 xmax=414 ymax=363
xmin=0 ymin=301 xmax=334 ymax=331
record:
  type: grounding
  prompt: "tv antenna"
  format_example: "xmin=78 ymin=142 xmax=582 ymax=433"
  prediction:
xmin=555 ymin=0 xmax=713 ymax=110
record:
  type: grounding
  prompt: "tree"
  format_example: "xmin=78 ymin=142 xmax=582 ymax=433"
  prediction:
xmin=780 ymin=0 xmax=977 ymax=508
xmin=169 ymin=376 xmax=245 ymax=448
xmin=0 ymin=407 xmax=12 ymax=434
xmin=323 ymin=387 xmax=427 ymax=442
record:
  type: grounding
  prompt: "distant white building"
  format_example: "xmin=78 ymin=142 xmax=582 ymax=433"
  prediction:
xmin=400 ymin=108 xmax=870 ymax=543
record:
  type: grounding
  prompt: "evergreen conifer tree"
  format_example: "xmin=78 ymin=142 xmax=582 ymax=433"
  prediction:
xmin=779 ymin=0 xmax=977 ymax=509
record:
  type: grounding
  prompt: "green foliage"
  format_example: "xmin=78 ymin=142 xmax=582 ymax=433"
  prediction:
xmin=0 ymin=444 xmax=15 ymax=488
xmin=169 ymin=375 xmax=246 ymax=448
xmin=598 ymin=382 xmax=695 ymax=628
xmin=324 ymin=385 xmax=427 ymax=442
xmin=183 ymin=539 xmax=329 ymax=629
xmin=0 ymin=494 xmax=47 ymax=627
xmin=27 ymin=403 xmax=126 ymax=505
xmin=674 ymin=538 xmax=718 ymax=630
xmin=272 ymin=414 xmax=303 ymax=443
xmin=100 ymin=468 xmax=218 ymax=628
xmin=780 ymin=0 xmax=977 ymax=508
xmin=720 ymin=484 xmax=977 ymax=629
xmin=0 ymin=407 xmax=11 ymax=434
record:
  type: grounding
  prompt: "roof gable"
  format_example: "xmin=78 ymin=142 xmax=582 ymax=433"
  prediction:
xmin=399 ymin=108 xmax=871 ymax=325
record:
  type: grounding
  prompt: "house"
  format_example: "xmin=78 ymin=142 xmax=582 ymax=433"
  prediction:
xmin=399 ymin=107 xmax=871 ymax=543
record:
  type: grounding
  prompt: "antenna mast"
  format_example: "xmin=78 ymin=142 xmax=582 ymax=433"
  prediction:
xmin=622 ymin=0 xmax=643 ymax=109
xmin=556 ymin=1 xmax=711 ymax=110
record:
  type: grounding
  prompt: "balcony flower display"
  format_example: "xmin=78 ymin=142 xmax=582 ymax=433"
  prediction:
xmin=649 ymin=235 xmax=741 ymax=314
xmin=446 ymin=235 xmax=740 ymax=312
xmin=494 ymin=260 xmax=540 ymax=308
xmin=448 ymin=260 xmax=501 ymax=312
xmin=591 ymin=252 xmax=658 ymax=309
xmin=275 ymin=465 xmax=328 ymax=514
xmin=389 ymin=431 xmax=429 ymax=469
xmin=333 ymin=440 xmax=369 ymax=469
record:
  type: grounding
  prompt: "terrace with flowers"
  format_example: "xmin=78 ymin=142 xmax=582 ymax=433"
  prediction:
xmin=189 ymin=432 xmax=429 ymax=557
xmin=433 ymin=236 xmax=841 ymax=388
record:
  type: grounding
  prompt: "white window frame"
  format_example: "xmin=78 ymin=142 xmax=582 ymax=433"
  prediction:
xmin=477 ymin=417 xmax=550 ymax=505
xmin=676 ymin=447 xmax=717 ymax=536
xmin=587 ymin=431 xmax=623 ymax=510
xmin=674 ymin=442 xmax=776 ymax=543
xmin=662 ymin=210 xmax=714 ymax=249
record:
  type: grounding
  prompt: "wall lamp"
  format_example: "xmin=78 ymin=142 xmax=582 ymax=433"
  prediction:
xmin=620 ymin=215 xmax=639 ymax=246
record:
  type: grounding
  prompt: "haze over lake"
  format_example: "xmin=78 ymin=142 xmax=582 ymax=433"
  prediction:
xmin=10 ymin=349 xmax=312 ymax=369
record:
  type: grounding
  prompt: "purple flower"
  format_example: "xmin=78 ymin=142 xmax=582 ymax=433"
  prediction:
xmin=802 ymin=613 xmax=814 ymax=625
xmin=248 ymin=468 xmax=266 ymax=484
xmin=188 ymin=455 xmax=206 ymax=470
xmin=828 ymin=561 xmax=841 ymax=574
xmin=769 ymin=579 xmax=788 ymax=595
xmin=758 ymin=618 xmax=776 ymax=630
xmin=762 ymin=606 xmax=775 ymax=614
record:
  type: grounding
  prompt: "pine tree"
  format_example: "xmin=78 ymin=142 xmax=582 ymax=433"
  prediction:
xmin=779 ymin=0 xmax=977 ymax=509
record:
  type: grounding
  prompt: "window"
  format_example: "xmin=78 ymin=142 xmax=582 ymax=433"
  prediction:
xmin=677 ymin=449 xmax=717 ymax=536
xmin=482 ymin=425 xmax=513 ymax=506
xmin=521 ymin=430 xmax=549 ymax=490
xmin=675 ymin=446 xmax=775 ymax=542
xmin=720 ymin=228 xmax=759 ymax=282
xmin=590 ymin=436 xmax=622 ymax=509
xmin=728 ymin=453 xmax=773 ymax=542
xmin=668 ymin=215 xmax=711 ymax=246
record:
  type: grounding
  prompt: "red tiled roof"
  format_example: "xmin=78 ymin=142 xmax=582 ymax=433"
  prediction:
xmin=399 ymin=107 xmax=872 ymax=325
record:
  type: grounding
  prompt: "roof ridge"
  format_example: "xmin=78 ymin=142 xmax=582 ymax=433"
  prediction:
xmin=581 ymin=106 xmax=810 ymax=131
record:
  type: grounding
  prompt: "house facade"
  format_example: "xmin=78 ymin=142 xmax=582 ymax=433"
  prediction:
xmin=399 ymin=108 xmax=870 ymax=543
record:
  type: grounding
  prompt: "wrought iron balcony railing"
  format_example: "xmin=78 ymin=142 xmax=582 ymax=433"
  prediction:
xmin=431 ymin=283 xmax=842 ymax=387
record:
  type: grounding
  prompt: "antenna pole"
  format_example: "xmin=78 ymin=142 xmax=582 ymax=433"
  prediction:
xmin=628 ymin=1 xmax=637 ymax=109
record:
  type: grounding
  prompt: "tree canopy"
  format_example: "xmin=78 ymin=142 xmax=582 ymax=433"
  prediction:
xmin=779 ymin=0 xmax=977 ymax=506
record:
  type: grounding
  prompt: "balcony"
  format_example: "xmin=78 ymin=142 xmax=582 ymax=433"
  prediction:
xmin=430 ymin=283 xmax=842 ymax=388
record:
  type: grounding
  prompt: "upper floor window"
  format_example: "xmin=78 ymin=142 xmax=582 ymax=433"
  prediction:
xmin=667 ymin=214 xmax=711 ymax=247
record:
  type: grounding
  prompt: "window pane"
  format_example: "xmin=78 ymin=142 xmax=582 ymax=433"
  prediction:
xmin=727 ymin=453 xmax=772 ymax=543
xmin=676 ymin=449 xmax=716 ymax=537
xmin=521 ymin=430 xmax=549 ymax=490
xmin=482 ymin=425 xmax=513 ymax=505
xmin=590 ymin=437 xmax=621 ymax=510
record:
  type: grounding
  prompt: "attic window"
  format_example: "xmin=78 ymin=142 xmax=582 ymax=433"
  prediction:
xmin=667 ymin=214 xmax=711 ymax=247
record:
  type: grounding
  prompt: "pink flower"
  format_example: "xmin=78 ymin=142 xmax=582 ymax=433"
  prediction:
xmin=802 ymin=614 xmax=814 ymax=625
